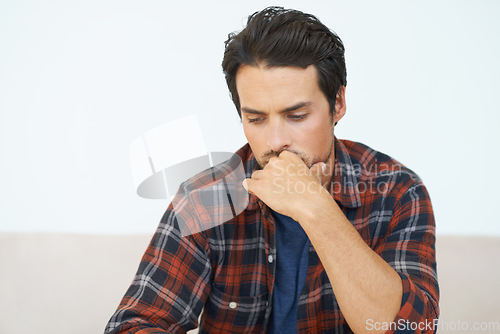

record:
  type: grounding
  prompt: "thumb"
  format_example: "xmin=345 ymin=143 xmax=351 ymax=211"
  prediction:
xmin=310 ymin=162 xmax=327 ymax=180
xmin=242 ymin=178 xmax=254 ymax=194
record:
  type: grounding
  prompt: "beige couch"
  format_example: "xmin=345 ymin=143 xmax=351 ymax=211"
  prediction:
xmin=1 ymin=233 xmax=499 ymax=334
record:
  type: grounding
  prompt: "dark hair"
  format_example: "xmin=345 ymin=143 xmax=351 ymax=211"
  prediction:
xmin=222 ymin=6 xmax=347 ymax=118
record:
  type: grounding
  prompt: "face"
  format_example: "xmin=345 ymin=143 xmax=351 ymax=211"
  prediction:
xmin=236 ymin=64 xmax=346 ymax=179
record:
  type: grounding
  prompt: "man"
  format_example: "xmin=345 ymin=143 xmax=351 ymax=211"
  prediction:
xmin=105 ymin=6 xmax=439 ymax=334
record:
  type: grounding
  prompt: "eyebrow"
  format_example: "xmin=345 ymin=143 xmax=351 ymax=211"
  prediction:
xmin=241 ymin=102 xmax=312 ymax=115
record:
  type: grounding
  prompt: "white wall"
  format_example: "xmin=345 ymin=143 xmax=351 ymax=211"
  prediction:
xmin=1 ymin=0 xmax=499 ymax=235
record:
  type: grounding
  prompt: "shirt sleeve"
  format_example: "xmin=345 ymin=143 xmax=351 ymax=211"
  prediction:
xmin=373 ymin=176 xmax=439 ymax=334
xmin=104 ymin=202 xmax=212 ymax=334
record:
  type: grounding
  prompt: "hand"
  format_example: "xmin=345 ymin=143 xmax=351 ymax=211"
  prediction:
xmin=242 ymin=151 xmax=331 ymax=222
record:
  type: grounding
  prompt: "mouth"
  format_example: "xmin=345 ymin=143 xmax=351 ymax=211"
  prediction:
xmin=259 ymin=150 xmax=310 ymax=168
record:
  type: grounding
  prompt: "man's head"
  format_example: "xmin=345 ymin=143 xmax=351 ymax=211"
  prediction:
xmin=222 ymin=6 xmax=347 ymax=118
xmin=222 ymin=7 xmax=347 ymax=174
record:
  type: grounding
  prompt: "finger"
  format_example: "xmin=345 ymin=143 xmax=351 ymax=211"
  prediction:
xmin=310 ymin=162 xmax=327 ymax=180
xmin=251 ymin=170 xmax=264 ymax=179
xmin=266 ymin=156 xmax=280 ymax=167
xmin=242 ymin=178 xmax=255 ymax=194
xmin=278 ymin=150 xmax=301 ymax=162
xmin=280 ymin=151 xmax=310 ymax=169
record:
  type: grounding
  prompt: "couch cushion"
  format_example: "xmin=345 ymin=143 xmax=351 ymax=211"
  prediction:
xmin=1 ymin=233 xmax=498 ymax=334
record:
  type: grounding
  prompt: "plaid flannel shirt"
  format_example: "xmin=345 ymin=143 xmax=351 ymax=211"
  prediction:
xmin=105 ymin=137 xmax=439 ymax=333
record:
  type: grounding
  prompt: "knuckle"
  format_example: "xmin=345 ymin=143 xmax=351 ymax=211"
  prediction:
xmin=251 ymin=170 xmax=262 ymax=178
xmin=268 ymin=157 xmax=279 ymax=165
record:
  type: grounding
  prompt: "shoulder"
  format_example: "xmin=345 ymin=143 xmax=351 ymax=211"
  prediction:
xmin=178 ymin=143 xmax=255 ymax=193
xmin=337 ymin=139 xmax=435 ymax=234
xmin=169 ymin=144 xmax=255 ymax=237
xmin=338 ymin=138 xmax=423 ymax=185
xmin=336 ymin=138 xmax=432 ymax=213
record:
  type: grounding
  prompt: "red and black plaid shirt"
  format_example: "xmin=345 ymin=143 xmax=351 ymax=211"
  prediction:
xmin=106 ymin=137 xmax=439 ymax=333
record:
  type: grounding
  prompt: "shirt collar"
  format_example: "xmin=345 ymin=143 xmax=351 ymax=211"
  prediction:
xmin=240 ymin=146 xmax=261 ymax=212
xmin=330 ymin=136 xmax=362 ymax=209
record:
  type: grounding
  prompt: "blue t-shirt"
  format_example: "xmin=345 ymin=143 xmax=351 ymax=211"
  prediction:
xmin=269 ymin=211 xmax=310 ymax=334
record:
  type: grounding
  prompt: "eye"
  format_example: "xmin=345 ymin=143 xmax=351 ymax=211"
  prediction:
xmin=288 ymin=114 xmax=307 ymax=121
xmin=248 ymin=117 xmax=264 ymax=124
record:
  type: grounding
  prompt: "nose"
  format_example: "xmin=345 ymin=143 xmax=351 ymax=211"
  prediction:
xmin=266 ymin=118 xmax=291 ymax=153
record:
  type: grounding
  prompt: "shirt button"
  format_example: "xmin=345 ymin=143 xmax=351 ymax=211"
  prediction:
xmin=229 ymin=302 xmax=237 ymax=309
xmin=268 ymin=255 xmax=274 ymax=263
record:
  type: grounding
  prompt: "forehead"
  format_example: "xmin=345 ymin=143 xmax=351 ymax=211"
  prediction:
xmin=235 ymin=64 xmax=323 ymax=109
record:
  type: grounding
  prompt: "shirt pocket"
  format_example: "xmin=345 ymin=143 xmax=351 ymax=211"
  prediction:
xmin=200 ymin=285 xmax=268 ymax=333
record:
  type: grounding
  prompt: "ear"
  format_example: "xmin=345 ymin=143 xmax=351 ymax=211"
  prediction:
xmin=333 ymin=86 xmax=346 ymax=124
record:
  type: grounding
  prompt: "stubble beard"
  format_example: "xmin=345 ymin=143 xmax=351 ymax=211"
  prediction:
xmin=256 ymin=133 xmax=335 ymax=170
